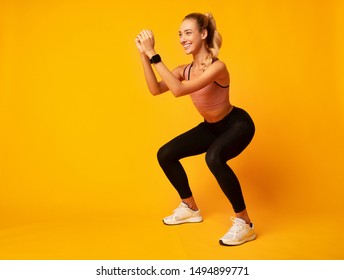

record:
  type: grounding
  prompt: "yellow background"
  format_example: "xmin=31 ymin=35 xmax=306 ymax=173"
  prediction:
xmin=1 ymin=0 xmax=344 ymax=259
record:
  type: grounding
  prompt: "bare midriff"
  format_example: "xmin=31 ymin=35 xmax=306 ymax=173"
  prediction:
xmin=197 ymin=103 xmax=234 ymax=123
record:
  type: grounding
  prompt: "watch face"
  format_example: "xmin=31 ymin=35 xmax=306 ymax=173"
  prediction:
xmin=150 ymin=54 xmax=161 ymax=64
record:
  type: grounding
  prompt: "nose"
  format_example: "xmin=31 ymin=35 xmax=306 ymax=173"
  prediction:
xmin=180 ymin=34 xmax=186 ymax=44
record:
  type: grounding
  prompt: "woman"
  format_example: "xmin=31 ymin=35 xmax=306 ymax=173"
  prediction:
xmin=135 ymin=12 xmax=256 ymax=246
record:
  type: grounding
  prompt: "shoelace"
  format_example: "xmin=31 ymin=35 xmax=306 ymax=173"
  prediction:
xmin=173 ymin=204 xmax=185 ymax=213
xmin=229 ymin=217 xmax=245 ymax=233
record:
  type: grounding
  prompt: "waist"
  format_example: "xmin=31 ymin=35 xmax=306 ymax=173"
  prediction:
xmin=201 ymin=105 xmax=234 ymax=123
xmin=204 ymin=106 xmax=253 ymax=128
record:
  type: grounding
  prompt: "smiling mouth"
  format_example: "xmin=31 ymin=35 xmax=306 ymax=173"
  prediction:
xmin=183 ymin=43 xmax=191 ymax=49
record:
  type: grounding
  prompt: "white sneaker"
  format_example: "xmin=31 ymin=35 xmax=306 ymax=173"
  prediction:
xmin=219 ymin=217 xmax=256 ymax=246
xmin=163 ymin=202 xmax=203 ymax=225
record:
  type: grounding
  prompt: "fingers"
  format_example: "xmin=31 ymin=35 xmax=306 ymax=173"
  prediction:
xmin=138 ymin=29 xmax=154 ymax=40
xmin=135 ymin=29 xmax=155 ymax=56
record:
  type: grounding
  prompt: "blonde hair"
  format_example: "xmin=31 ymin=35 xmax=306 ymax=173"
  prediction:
xmin=183 ymin=12 xmax=223 ymax=70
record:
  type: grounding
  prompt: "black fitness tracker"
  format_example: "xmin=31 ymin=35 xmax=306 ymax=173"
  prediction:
xmin=150 ymin=54 xmax=161 ymax=64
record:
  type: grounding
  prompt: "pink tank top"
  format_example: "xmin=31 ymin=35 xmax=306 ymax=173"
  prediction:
xmin=183 ymin=61 xmax=230 ymax=114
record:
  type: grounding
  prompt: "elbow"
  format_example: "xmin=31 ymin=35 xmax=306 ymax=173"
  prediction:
xmin=148 ymin=86 xmax=162 ymax=96
xmin=171 ymin=87 xmax=185 ymax=98
xmin=150 ymin=89 xmax=160 ymax=96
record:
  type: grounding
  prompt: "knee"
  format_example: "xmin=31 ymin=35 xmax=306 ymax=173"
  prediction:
xmin=205 ymin=150 xmax=223 ymax=173
xmin=157 ymin=144 xmax=174 ymax=165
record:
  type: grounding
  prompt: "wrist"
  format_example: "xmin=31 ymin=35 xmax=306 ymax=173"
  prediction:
xmin=146 ymin=51 xmax=157 ymax=59
xmin=149 ymin=54 xmax=161 ymax=64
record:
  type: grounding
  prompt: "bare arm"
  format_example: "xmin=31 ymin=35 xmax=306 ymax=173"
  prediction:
xmin=153 ymin=58 xmax=227 ymax=97
xmin=137 ymin=51 xmax=168 ymax=95
xmin=135 ymin=35 xmax=182 ymax=95
xmin=137 ymin=29 xmax=227 ymax=97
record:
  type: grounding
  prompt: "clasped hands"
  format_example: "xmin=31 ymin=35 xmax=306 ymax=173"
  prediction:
xmin=135 ymin=29 xmax=157 ymax=59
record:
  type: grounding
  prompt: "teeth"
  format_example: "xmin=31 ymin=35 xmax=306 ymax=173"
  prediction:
xmin=184 ymin=44 xmax=191 ymax=49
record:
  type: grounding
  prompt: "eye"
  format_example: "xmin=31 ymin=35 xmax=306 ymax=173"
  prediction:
xmin=186 ymin=31 xmax=192 ymax=36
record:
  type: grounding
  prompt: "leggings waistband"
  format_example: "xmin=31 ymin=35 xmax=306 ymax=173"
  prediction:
xmin=203 ymin=106 xmax=254 ymax=133
xmin=204 ymin=106 xmax=240 ymax=124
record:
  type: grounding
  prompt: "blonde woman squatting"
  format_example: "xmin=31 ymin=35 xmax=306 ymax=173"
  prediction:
xmin=135 ymin=13 xmax=256 ymax=246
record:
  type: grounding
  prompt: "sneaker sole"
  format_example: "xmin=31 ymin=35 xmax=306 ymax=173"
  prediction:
xmin=219 ymin=233 xmax=257 ymax=246
xmin=163 ymin=217 xmax=203 ymax=225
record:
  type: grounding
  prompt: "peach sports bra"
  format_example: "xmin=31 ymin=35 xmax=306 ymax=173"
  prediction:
xmin=183 ymin=59 xmax=230 ymax=114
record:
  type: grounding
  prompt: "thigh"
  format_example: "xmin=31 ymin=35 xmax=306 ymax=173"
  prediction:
xmin=162 ymin=122 xmax=216 ymax=159
xmin=208 ymin=121 xmax=255 ymax=161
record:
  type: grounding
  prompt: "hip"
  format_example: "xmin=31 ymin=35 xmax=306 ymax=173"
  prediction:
xmin=203 ymin=106 xmax=255 ymax=134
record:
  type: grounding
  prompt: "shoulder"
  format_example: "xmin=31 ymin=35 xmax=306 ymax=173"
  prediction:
xmin=175 ymin=63 xmax=191 ymax=72
xmin=205 ymin=59 xmax=228 ymax=76
xmin=172 ymin=63 xmax=191 ymax=81
xmin=211 ymin=59 xmax=227 ymax=70
xmin=209 ymin=59 xmax=230 ymax=84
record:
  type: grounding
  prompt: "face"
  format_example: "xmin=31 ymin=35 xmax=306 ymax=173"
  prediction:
xmin=179 ymin=19 xmax=207 ymax=55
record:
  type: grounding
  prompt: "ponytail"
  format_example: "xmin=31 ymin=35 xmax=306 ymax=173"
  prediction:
xmin=204 ymin=13 xmax=222 ymax=58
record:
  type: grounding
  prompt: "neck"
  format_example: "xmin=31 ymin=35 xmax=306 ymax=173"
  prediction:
xmin=192 ymin=48 xmax=211 ymax=70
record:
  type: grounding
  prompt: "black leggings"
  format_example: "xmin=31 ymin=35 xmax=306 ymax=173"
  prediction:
xmin=157 ymin=107 xmax=255 ymax=213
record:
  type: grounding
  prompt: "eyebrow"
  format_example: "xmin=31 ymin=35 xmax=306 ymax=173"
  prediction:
xmin=179 ymin=29 xmax=193 ymax=33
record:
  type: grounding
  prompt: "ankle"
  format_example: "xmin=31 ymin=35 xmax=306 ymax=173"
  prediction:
xmin=182 ymin=201 xmax=198 ymax=211
xmin=235 ymin=211 xmax=251 ymax=224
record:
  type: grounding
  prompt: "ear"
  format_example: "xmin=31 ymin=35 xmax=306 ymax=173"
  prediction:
xmin=201 ymin=29 xmax=208 ymax=40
